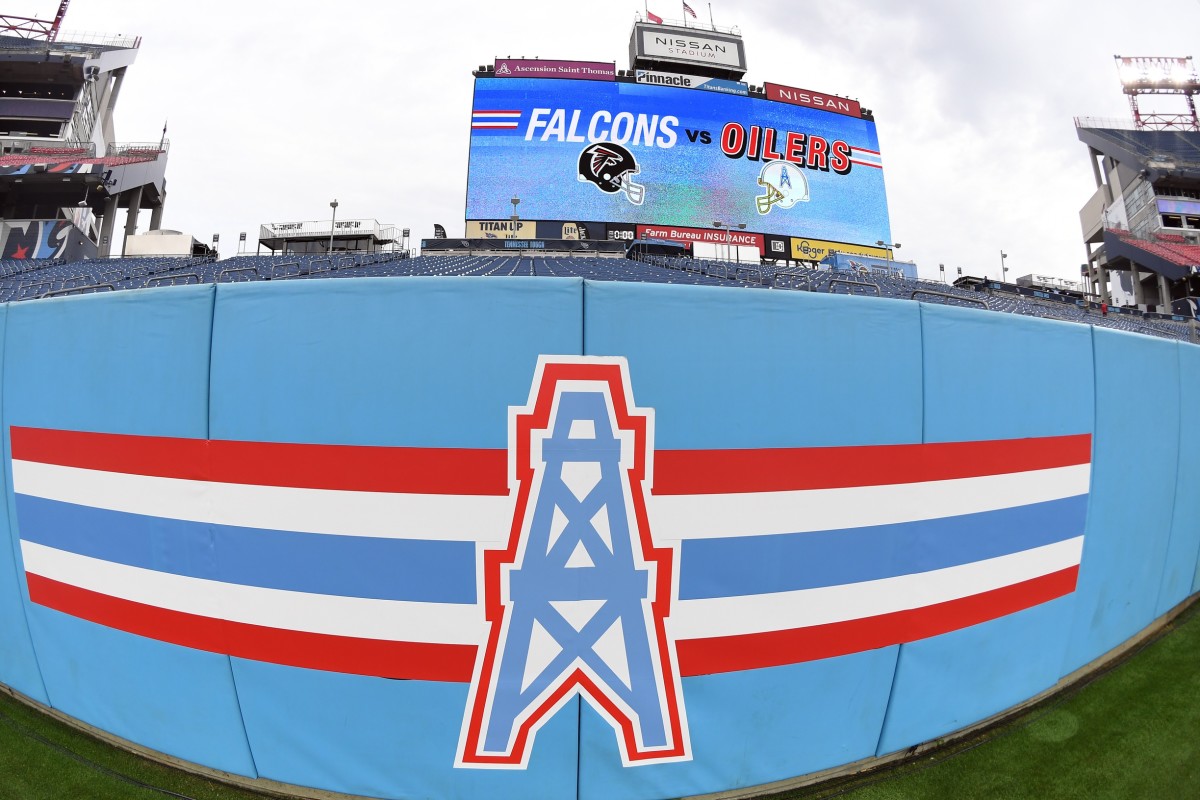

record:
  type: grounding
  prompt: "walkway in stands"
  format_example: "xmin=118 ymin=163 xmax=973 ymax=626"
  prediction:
xmin=0 ymin=252 xmax=1193 ymax=344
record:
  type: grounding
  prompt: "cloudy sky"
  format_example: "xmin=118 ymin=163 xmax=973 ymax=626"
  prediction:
xmin=11 ymin=0 xmax=1200 ymax=279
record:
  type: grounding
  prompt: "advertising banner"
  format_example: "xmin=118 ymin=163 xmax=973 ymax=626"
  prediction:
xmin=467 ymin=77 xmax=891 ymax=246
xmin=764 ymin=234 xmax=791 ymax=258
xmin=493 ymin=59 xmax=615 ymax=81
xmin=790 ymin=237 xmax=888 ymax=262
xmin=466 ymin=220 xmax=536 ymax=239
xmin=634 ymin=69 xmax=748 ymax=96
xmin=766 ymin=82 xmax=862 ymax=119
xmin=1157 ymin=198 xmax=1200 ymax=217
xmin=639 ymin=223 xmax=764 ymax=253
xmin=420 ymin=238 xmax=624 ymax=253
xmin=535 ymin=220 xmax=598 ymax=240
xmin=634 ymin=25 xmax=747 ymax=71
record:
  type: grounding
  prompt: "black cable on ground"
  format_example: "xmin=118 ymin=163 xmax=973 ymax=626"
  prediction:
xmin=0 ymin=700 xmax=202 ymax=800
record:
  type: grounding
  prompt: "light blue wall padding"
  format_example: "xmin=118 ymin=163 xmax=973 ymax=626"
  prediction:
xmin=209 ymin=277 xmax=584 ymax=448
xmin=918 ymin=306 xmax=1096 ymax=440
xmin=576 ymin=653 xmax=899 ymax=800
xmin=1063 ymin=330 xmax=1181 ymax=675
xmin=209 ymin=278 xmax=584 ymax=797
xmin=877 ymin=307 xmax=1095 ymax=754
xmin=1157 ymin=342 xmax=1200 ymax=616
xmin=0 ymin=303 xmax=48 ymax=703
xmin=582 ymin=282 xmax=921 ymax=798
xmin=876 ymin=597 xmax=1077 ymax=756
xmin=0 ymin=280 xmax=1198 ymax=799
xmin=231 ymin=660 xmax=580 ymax=800
xmin=581 ymin=281 xmax=924 ymax=449
xmin=1 ymin=286 xmax=258 ymax=776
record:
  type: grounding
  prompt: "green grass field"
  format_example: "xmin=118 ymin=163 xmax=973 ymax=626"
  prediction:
xmin=1 ymin=601 xmax=1197 ymax=799
xmin=780 ymin=600 xmax=1200 ymax=800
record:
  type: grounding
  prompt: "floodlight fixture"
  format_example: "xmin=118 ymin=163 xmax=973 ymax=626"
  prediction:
xmin=1115 ymin=56 xmax=1199 ymax=92
xmin=1115 ymin=56 xmax=1200 ymax=130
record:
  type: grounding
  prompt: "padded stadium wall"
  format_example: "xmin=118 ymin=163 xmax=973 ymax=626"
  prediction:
xmin=0 ymin=278 xmax=1196 ymax=800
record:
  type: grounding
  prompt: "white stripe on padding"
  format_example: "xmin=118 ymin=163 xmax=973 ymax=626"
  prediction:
xmin=21 ymin=541 xmax=488 ymax=645
xmin=669 ymin=537 xmax=1084 ymax=640
xmin=650 ymin=464 xmax=1090 ymax=541
xmin=13 ymin=460 xmax=515 ymax=543
xmin=13 ymin=460 xmax=1089 ymax=544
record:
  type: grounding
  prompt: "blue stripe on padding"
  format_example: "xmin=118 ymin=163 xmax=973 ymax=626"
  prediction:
xmin=14 ymin=495 xmax=477 ymax=604
xmin=678 ymin=495 xmax=1089 ymax=600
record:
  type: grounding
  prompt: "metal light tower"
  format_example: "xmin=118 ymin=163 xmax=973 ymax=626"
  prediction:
xmin=328 ymin=199 xmax=338 ymax=255
xmin=713 ymin=221 xmax=746 ymax=262
xmin=876 ymin=240 xmax=901 ymax=273
xmin=1115 ymin=56 xmax=1200 ymax=131
xmin=0 ymin=1 xmax=71 ymax=41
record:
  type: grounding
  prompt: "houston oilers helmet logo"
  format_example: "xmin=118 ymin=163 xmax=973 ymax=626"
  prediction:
xmin=578 ymin=143 xmax=646 ymax=205
xmin=458 ymin=356 xmax=689 ymax=769
xmin=756 ymin=160 xmax=809 ymax=214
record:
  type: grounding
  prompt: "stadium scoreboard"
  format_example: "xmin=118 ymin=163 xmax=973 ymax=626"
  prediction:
xmin=466 ymin=74 xmax=891 ymax=259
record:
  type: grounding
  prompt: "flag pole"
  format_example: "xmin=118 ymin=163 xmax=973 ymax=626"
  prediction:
xmin=681 ymin=1 xmax=687 ymax=27
xmin=709 ymin=2 xmax=715 ymax=30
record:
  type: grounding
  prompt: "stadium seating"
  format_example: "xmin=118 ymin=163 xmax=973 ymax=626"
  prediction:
xmin=1110 ymin=227 xmax=1200 ymax=269
xmin=0 ymin=251 xmax=1194 ymax=343
xmin=0 ymin=154 xmax=160 ymax=167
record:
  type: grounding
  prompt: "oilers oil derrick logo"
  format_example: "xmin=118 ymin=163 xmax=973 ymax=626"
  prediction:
xmin=756 ymin=159 xmax=810 ymax=215
xmin=458 ymin=357 xmax=689 ymax=768
xmin=578 ymin=143 xmax=646 ymax=206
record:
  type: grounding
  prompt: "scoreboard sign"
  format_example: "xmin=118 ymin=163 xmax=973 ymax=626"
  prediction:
xmin=466 ymin=77 xmax=892 ymax=246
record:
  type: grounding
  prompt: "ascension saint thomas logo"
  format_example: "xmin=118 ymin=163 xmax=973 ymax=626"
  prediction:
xmin=457 ymin=357 xmax=690 ymax=768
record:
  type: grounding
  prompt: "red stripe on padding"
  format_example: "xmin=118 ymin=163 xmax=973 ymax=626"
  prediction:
xmin=10 ymin=427 xmax=509 ymax=496
xmin=653 ymin=435 xmax=1092 ymax=495
xmin=675 ymin=566 xmax=1080 ymax=676
xmin=25 ymin=574 xmax=479 ymax=682
xmin=12 ymin=426 xmax=1090 ymax=496
xmin=25 ymin=566 xmax=1079 ymax=683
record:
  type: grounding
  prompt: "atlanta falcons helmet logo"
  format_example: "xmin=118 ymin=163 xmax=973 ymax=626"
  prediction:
xmin=578 ymin=142 xmax=646 ymax=205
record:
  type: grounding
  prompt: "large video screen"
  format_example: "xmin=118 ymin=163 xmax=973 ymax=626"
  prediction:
xmin=466 ymin=77 xmax=891 ymax=245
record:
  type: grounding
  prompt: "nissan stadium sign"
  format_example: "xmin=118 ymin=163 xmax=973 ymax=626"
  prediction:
xmin=631 ymin=23 xmax=747 ymax=74
xmin=634 ymin=69 xmax=749 ymax=96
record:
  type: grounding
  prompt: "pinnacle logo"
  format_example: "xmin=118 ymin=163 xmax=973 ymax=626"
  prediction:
xmin=457 ymin=357 xmax=689 ymax=769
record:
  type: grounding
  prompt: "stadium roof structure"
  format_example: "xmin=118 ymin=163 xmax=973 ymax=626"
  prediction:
xmin=1076 ymin=122 xmax=1200 ymax=183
